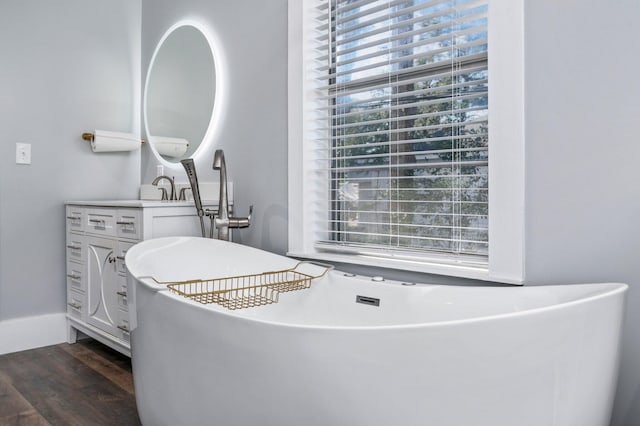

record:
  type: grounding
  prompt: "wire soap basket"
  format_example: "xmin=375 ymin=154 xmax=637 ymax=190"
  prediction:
xmin=158 ymin=261 xmax=332 ymax=310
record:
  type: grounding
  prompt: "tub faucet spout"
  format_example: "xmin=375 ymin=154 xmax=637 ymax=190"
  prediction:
xmin=212 ymin=149 xmax=252 ymax=241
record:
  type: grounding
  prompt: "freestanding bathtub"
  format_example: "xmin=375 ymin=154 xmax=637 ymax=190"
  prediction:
xmin=126 ymin=237 xmax=627 ymax=426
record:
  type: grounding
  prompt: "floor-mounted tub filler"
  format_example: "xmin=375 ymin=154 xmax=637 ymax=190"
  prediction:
xmin=125 ymin=237 xmax=627 ymax=426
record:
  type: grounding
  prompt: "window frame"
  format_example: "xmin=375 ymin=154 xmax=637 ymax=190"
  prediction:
xmin=288 ymin=0 xmax=525 ymax=284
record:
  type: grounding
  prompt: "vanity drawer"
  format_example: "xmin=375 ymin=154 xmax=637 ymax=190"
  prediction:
xmin=66 ymin=261 xmax=84 ymax=293
xmin=116 ymin=241 xmax=136 ymax=275
xmin=67 ymin=290 xmax=85 ymax=320
xmin=116 ymin=276 xmax=128 ymax=310
xmin=86 ymin=208 xmax=116 ymax=237
xmin=66 ymin=206 xmax=84 ymax=232
xmin=116 ymin=209 xmax=141 ymax=240
xmin=66 ymin=234 xmax=84 ymax=262
xmin=116 ymin=309 xmax=131 ymax=343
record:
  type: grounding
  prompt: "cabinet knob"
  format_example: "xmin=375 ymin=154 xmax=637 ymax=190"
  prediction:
xmin=116 ymin=291 xmax=127 ymax=297
xmin=67 ymin=302 xmax=81 ymax=310
xmin=67 ymin=273 xmax=81 ymax=280
xmin=117 ymin=324 xmax=130 ymax=334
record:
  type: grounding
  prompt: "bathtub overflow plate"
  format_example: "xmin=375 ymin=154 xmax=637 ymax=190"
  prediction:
xmin=356 ymin=295 xmax=380 ymax=307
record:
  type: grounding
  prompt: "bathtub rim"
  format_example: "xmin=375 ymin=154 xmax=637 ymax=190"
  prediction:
xmin=133 ymin=271 xmax=627 ymax=331
xmin=126 ymin=236 xmax=627 ymax=331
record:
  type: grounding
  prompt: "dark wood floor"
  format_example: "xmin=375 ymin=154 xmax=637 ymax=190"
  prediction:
xmin=0 ymin=339 xmax=140 ymax=425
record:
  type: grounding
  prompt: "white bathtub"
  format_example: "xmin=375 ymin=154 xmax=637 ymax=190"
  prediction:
xmin=126 ymin=237 xmax=627 ymax=426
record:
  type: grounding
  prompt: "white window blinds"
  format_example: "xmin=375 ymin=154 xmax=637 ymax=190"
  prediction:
xmin=311 ymin=0 xmax=489 ymax=261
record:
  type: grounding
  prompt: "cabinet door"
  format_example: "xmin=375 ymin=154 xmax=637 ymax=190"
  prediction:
xmin=86 ymin=236 xmax=119 ymax=335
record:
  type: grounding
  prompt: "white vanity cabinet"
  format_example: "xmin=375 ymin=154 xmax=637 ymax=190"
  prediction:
xmin=65 ymin=200 xmax=218 ymax=356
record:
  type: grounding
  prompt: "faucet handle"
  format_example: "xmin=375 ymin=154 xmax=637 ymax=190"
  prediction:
xmin=229 ymin=205 xmax=253 ymax=229
xmin=178 ymin=187 xmax=189 ymax=201
xmin=158 ymin=187 xmax=168 ymax=200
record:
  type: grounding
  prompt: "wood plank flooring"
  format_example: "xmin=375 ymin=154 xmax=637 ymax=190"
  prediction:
xmin=0 ymin=339 xmax=140 ymax=426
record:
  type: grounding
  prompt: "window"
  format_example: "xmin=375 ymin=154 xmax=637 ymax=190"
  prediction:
xmin=318 ymin=0 xmax=488 ymax=261
xmin=289 ymin=0 xmax=525 ymax=283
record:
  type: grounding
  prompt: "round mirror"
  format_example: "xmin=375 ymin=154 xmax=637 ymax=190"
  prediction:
xmin=144 ymin=23 xmax=216 ymax=163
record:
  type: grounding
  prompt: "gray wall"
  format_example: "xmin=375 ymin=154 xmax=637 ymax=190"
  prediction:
xmin=522 ymin=1 xmax=640 ymax=424
xmin=140 ymin=0 xmax=289 ymax=255
xmin=0 ymin=0 xmax=141 ymax=321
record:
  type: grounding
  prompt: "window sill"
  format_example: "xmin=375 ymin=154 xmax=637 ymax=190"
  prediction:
xmin=286 ymin=250 xmax=492 ymax=283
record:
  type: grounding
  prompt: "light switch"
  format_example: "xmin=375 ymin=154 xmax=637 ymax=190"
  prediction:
xmin=16 ymin=143 xmax=31 ymax=165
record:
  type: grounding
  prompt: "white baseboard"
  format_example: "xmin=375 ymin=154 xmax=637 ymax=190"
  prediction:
xmin=0 ymin=313 xmax=67 ymax=355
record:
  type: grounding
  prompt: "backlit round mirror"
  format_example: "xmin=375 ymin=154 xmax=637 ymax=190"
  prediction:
xmin=144 ymin=23 xmax=216 ymax=163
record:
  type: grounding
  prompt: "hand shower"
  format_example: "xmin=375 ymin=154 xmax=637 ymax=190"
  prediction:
xmin=180 ymin=158 xmax=206 ymax=238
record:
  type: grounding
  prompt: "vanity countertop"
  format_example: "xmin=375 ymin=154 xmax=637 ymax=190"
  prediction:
xmin=65 ymin=200 xmax=218 ymax=208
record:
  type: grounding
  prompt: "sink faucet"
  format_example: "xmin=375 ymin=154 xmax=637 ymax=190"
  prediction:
xmin=152 ymin=175 xmax=176 ymax=201
xmin=212 ymin=149 xmax=252 ymax=240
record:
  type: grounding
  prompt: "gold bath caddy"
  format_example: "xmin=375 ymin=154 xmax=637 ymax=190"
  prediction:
xmin=159 ymin=261 xmax=332 ymax=310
